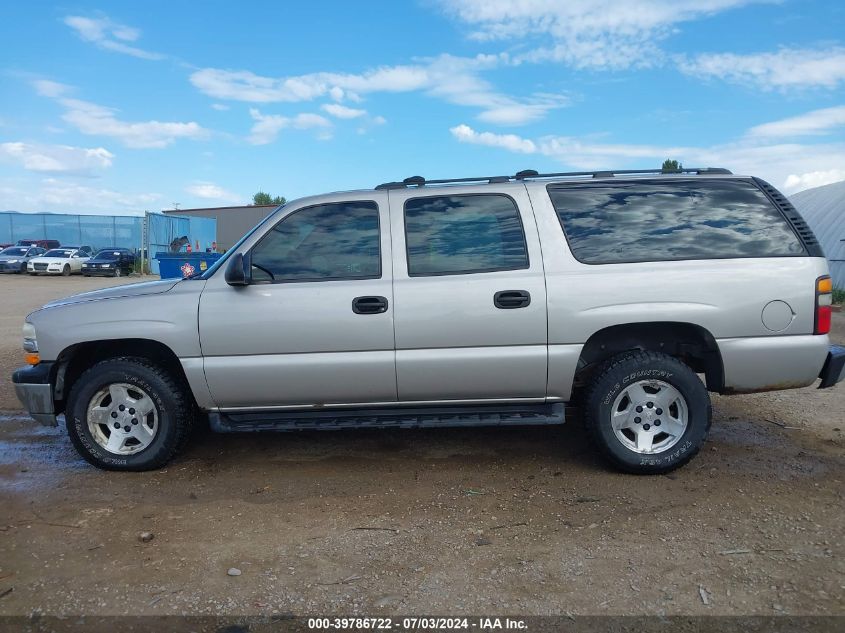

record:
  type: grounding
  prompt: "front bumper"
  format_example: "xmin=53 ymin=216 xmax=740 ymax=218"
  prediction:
xmin=0 ymin=262 xmax=23 ymax=272
xmin=11 ymin=362 xmax=58 ymax=426
xmin=81 ymin=267 xmax=114 ymax=275
xmin=818 ymin=345 xmax=845 ymax=389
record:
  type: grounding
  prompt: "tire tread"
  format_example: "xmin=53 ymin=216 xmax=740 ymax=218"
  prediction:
xmin=66 ymin=356 xmax=194 ymax=471
xmin=582 ymin=350 xmax=711 ymax=474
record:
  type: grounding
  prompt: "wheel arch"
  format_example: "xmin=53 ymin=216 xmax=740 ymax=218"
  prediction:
xmin=574 ymin=321 xmax=724 ymax=393
xmin=54 ymin=338 xmax=195 ymax=414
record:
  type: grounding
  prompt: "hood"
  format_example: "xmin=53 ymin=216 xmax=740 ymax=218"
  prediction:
xmin=83 ymin=257 xmax=120 ymax=265
xmin=42 ymin=279 xmax=181 ymax=308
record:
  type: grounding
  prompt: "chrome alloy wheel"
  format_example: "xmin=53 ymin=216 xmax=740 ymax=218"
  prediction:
xmin=86 ymin=383 xmax=159 ymax=455
xmin=610 ymin=379 xmax=688 ymax=454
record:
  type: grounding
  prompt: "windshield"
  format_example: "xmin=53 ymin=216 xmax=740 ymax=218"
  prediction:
xmin=1 ymin=247 xmax=28 ymax=256
xmin=94 ymin=250 xmax=121 ymax=260
xmin=44 ymin=249 xmax=74 ymax=258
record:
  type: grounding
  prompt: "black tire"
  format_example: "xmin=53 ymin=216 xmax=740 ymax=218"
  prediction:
xmin=28 ymin=272 xmax=37 ymax=276
xmin=113 ymin=268 xmax=122 ymax=278
xmin=583 ymin=351 xmax=711 ymax=474
xmin=65 ymin=357 xmax=194 ymax=471
xmin=62 ymin=264 xmax=70 ymax=276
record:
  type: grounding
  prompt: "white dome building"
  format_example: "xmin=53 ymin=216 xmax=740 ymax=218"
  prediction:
xmin=790 ymin=180 xmax=845 ymax=289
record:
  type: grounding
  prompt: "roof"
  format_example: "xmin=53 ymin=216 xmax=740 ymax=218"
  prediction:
xmin=790 ymin=179 xmax=845 ymax=288
xmin=162 ymin=204 xmax=277 ymax=214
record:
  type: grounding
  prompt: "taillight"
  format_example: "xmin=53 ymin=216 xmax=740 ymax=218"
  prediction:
xmin=815 ymin=276 xmax=832 ymax=335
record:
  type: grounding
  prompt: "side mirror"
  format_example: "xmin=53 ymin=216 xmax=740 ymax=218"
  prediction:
xmin=225 ymin=252 xmax=249 ymax=286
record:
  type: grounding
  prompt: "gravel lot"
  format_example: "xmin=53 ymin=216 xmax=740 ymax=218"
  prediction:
xmin=0 ymin=274 xmax=843 ymax=617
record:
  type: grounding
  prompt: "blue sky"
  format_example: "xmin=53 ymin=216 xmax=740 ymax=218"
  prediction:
xmin=1 ymin=0 xmax=844 ymax=214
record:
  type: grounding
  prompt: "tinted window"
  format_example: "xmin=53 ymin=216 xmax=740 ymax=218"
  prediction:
xmin=404 ymin=194 xmax=529 ymax=276
xmin=1 ymin=247 xmax=28 ymax=256
xmin=250 ymin=201 xmax=380 ymax=282
xmin=94 ymin=251 xmax=122 ymax=260
xmin=44 ymin=249 xmax=74 ymax=258
xmin=548 ymin=180 xmax=804 ymax=264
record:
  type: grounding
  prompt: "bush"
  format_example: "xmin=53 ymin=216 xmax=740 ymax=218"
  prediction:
xmin=833 ymin=287 xmax=845 ymax=306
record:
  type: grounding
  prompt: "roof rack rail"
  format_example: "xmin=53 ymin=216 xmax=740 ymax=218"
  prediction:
xmin=374 ymin=167 xmax=732 ymax=190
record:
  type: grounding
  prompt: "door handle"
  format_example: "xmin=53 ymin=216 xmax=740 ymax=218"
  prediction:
xmin=352 ymin=295 xmax=389 ymax=314
xmin=494 ymin=290 xmax=531 ymax=309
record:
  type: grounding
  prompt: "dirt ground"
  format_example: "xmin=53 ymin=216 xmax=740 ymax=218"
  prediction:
xmin=0 ymin=274 xmax=842 ymax=617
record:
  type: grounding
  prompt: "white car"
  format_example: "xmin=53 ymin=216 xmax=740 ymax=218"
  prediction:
xmin=28 ymin=247 xmax=92 ymax=276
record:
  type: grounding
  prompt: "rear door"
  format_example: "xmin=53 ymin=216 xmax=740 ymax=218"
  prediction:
xmin=388 ymin=184 xmax=548 ymax=402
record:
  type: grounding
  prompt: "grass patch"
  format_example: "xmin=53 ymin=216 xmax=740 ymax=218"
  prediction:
xmin=833 ymin=287 xmax=845 ymax=305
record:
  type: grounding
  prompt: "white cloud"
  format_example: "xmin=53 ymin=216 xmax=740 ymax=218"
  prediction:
xmin=450 ymin=124 xmax=537 ymax=153
xmin=32 ymin=79 xmax=72 ymax=98
xmin=321 ymin=103 xmax=367 ymax=119
xmin=0 ymin=142 xmax=114 ymax=175
xmin=191 ymin=54 xmax=568 ymax=125
xmin=679 ymin=47 xmax=845 ymax=90
xmin=185 ymin=181 xmax=241 ymax=204
xmin=0 ymin=178 xmax=160 ymax=214
xmin=449 ymin=122 xmax=845 ymax=194
xmin=32 ymin=81 xmax=210 ymax=148
xmin=437 ymin=0 xmax=759 ymax=70
xmin=247 ymin=108 xmax=332 ymax=145
xmin=748 ymin=106 xmax=845 ymax=138
xmin=783 ymin=170 xmax=845 ymax=194
xmin=64 ymin=15 xmax=163 ymax=60
xmin=210 ymin=103 xmax=230 ymax=111
xmin=60 ymin=98 xmax=209 ymax=148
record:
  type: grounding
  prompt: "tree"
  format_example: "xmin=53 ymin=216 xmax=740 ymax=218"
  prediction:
xmin=252 ymin=191 xmax=286 ymax=206
xmin=662 ymin=159 xmax=683 ymax=172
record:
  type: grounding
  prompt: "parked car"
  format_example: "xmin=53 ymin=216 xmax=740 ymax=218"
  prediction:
xmin=16 ymin=239 xmax=61 ymax=250
xmin=27 ymin=247 xmax=91 ymax=276
xmin=0 ymin=245 xmax=46 ymax=273
xmin=12 ymin=168 xmax=844 ymax=472
xmin=82 ymin=248 xmax=136 ymax=277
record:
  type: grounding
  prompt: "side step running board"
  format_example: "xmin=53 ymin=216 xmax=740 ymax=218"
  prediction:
xmin=209 ymin=403 xmax=566 ymax=433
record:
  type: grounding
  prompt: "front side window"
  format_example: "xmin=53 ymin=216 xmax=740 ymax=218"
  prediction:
xmin=250 ymin=201 xmax=380 ymax=283
xmin=404 ymin=194 xmax=529 ymax=276
xmin=548 ymin=179 xmax=805 ymax=264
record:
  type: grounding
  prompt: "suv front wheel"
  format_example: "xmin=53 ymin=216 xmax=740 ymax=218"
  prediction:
xmin=583 ymin=351 xmax=711 ymax=474
xmin=65 ymin=357 xmax=193 ymax=470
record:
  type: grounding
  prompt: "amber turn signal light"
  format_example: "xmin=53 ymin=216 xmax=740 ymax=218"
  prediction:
xmin=817 ymin=277 xmax=832 ymax=294
xmin=24 ymin=352 xmax=40 ymax=365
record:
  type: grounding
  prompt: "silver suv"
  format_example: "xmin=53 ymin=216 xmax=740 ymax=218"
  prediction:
xmin=12 ymin=168 xmax=845 ymax=473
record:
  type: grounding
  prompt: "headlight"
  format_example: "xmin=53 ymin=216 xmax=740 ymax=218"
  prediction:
xmin=22 ymin=322 xmax=38 ymax=352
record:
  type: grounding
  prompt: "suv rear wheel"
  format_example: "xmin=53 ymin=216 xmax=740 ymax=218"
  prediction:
xmin=583 ymin=351 xmax=711 ymax=474
xmin=65 ymin=357 xmax=193 ymax=470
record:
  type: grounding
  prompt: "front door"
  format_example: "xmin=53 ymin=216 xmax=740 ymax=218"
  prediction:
xmin=388 ymin=184 xmax=548 ymax=402
xmin=198 ymin=192 xmax=396 ymax=409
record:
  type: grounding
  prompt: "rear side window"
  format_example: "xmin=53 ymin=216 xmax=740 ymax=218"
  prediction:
xmin=404 ymin=194 xmax=529 ymax=276
xmin=250 ymin=201 xmax=380 ymax=282
xmin=548 ymin=179 xmax=805 ymax=264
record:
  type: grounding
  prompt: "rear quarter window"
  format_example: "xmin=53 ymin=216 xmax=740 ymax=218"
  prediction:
xmin=548 ymin=179 xmax=805 ymax=264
